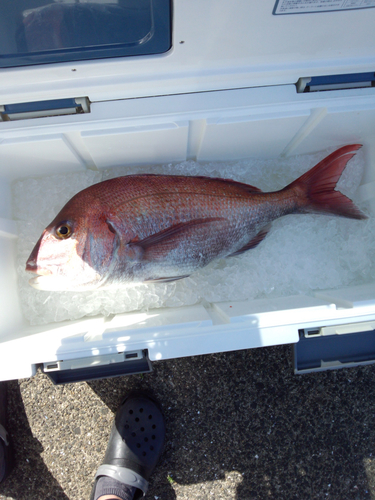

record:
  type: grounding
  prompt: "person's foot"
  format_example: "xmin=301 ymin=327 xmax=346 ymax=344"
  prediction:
xmin=91 ymin=391 xmax=166 ymax=500
xmin=0 ymin=382 xmax=13 ymax=484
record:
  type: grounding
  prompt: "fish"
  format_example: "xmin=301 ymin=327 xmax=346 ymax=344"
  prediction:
xmin=26 ymin=144 xmax=367 ymax=291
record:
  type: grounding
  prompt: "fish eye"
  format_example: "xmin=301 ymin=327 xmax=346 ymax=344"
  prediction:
xmin=55 ymin=223 xmax=72 ymax=239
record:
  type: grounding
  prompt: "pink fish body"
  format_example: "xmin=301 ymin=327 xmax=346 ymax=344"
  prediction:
xmin=26 ymin=145 xmax=366 ymax=291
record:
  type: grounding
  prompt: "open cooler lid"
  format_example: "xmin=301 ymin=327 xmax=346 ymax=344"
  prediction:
xmin=0 ymin=1 xmax=374 ymax=103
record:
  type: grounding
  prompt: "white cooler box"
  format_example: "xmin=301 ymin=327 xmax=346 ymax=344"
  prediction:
xmin=0 ymin=0 xmax=375 ymax=382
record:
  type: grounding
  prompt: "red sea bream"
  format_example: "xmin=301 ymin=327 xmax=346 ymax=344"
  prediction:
xmin=26 ymin=145 xmax=366 ymax=291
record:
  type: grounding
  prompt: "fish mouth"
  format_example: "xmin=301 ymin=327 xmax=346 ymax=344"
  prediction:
xmin=26 ymin=265 xmax=54 ymax=288
xmin=28 ymin=274 xmax=76 ymax=291
xmin=28 ymin=273 xmax=101 ymax=292
xmin=25 ymin=258 xmax=53 ymax=276
xmin=25 ymin=264 xmax=68 ymax=290
xmin=26 ymin=268 xmax=53 ymax=277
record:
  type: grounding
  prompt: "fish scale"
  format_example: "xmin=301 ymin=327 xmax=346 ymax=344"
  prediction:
xmin=25 ymin=145 xmax=366 ymax=291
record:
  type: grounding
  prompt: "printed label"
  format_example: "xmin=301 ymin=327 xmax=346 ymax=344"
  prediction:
xmin=274 ymin=0 xmax=375 ymax=14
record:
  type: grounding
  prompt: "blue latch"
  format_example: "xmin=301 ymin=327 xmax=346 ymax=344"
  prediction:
xmin=296 ymin=72 xmax=375 ymax=93
xmin=0 ymin=97 xmax=90 ymax=121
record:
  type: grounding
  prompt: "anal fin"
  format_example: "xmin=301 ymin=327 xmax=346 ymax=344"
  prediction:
xmin=144 ymin=275 xmax=190 ymax=283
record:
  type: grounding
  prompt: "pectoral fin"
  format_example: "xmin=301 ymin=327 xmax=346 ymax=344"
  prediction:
xmin=129 ymin=217 xmax=226 ymax=250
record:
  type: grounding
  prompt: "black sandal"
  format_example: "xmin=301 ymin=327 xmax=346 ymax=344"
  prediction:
xmin=92 ymin=391 xmax=166 ymax=499
xmin=0 ymin=382 xmax=12 ymax=484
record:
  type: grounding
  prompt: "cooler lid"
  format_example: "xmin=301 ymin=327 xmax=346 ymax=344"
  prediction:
xmin=0 ymin=0 xmax=374 ymax=103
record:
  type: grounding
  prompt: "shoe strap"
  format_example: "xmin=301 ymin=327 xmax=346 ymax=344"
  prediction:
xmin=95 ymin=464 xmax=148 ymax=496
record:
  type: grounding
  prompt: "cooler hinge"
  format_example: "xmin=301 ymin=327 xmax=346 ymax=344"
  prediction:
xmin=42 ymin=349 xmax=152 ymax=384
xmin=0 ymin=97 xmax=90 ymax=121
xmin=296 ymin=72 xmax=375 ymax=93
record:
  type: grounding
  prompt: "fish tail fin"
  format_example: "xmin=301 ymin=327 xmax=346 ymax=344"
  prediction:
xmin=286 ymin=144 xmax=367 ymax=220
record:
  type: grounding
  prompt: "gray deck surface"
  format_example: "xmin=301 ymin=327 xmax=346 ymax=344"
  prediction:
xmin=0 ymin=345 xmax=374 ymax=500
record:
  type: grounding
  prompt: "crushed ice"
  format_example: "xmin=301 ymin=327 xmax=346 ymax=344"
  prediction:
xmin=13 ymin=148 xmax=373 ymax=325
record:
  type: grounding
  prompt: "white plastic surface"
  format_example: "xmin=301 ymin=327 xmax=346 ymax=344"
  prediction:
xmin=81 ymin=122 xmax=189 ymax=168
xmin=0 ymin=0 xmax=374 ymax=104
xmin=1 ymin=84 xmax=375 ymax=380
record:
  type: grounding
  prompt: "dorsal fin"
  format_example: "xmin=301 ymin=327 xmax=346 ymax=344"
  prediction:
xmin=191 ymin=175 xmax=262 ymax=193
xmin=133 ymin=173 xmax=262 ymax=193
